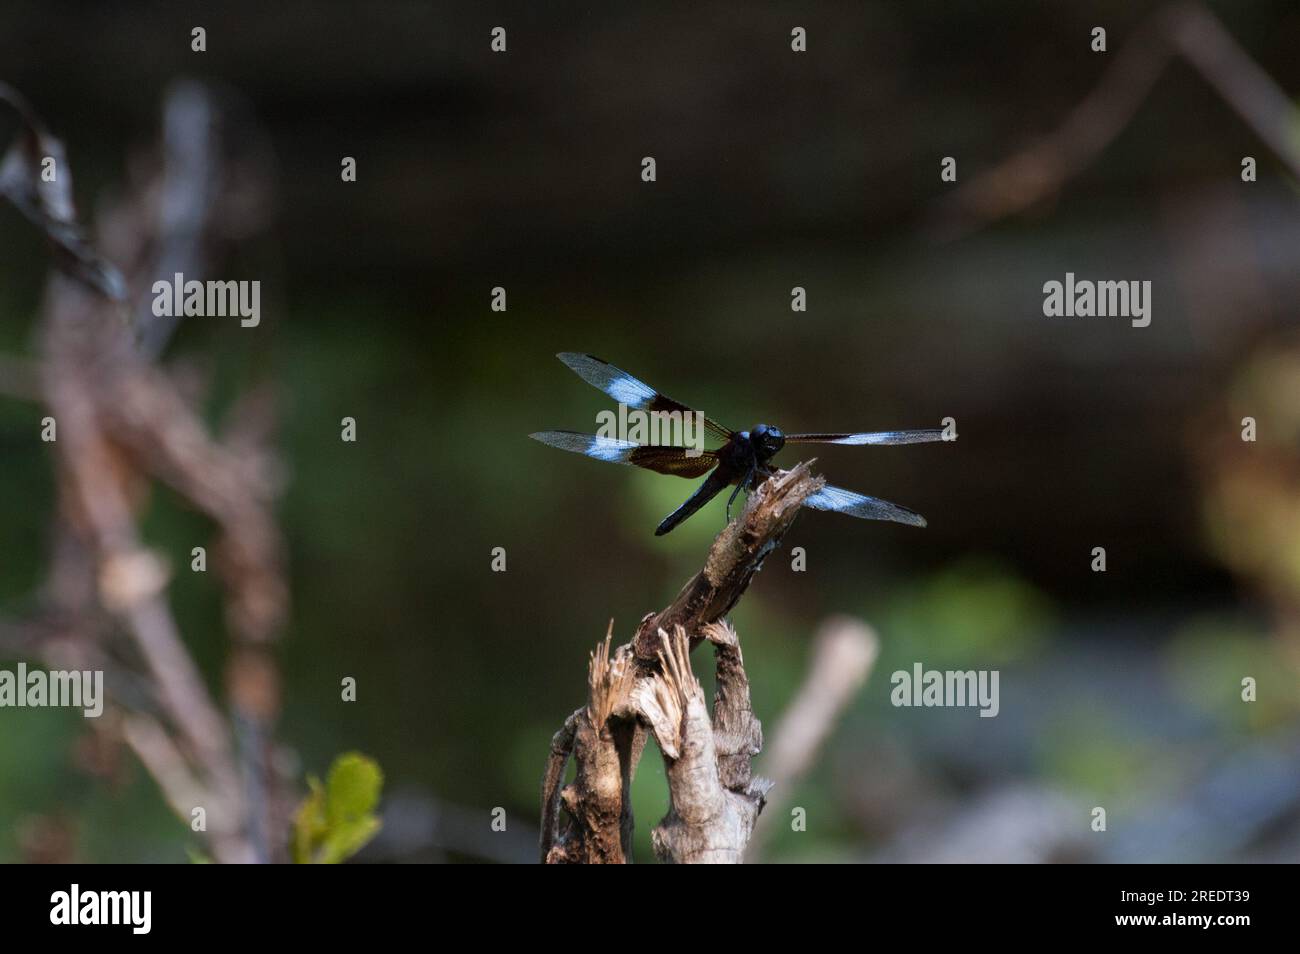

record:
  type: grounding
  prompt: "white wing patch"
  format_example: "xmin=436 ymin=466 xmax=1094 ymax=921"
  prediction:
xmin=557 ymin=353 xmax=659 ymax=409
xmin=804 ymin=484 xmax=926 ymax=527
xmin=529 ymin=430 xmax=638 ymax=463
xmin=587 ymin=435 xmax=638 ymax=461
xmin=606 ymin=374 xmax=657 ymax=408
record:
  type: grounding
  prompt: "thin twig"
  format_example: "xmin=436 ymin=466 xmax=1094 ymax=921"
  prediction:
xmin=935 ymin=2 xmax=1300 ymax=239
xmin=1 ymin=82 xmax=288 ymax=863
xmin=747 ymin=616 xmax=879 ymax=859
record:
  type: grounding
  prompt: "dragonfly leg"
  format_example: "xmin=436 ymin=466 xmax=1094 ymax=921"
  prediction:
xmin=726 ymin=464 xmax=756 ymax=522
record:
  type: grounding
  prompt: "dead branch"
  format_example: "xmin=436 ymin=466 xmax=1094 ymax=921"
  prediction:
xmin=747 ymin=616 xmax=879 ymax=859
xmin=541 ymin=464 xmax=823 ymax=864
xmin=0 ymin=83 xmax=126 ymax=298
xmin=639 ymin=623 xmax=772 ymax=863
xmin=540 ymin=627 xmax=639 ymax=864
xmin=934 ymin=2 xmax=1300 ymax=240
xmin=633 ymin=463 xmax=822 ymax=662
xmin=0 ymin=83 xmax=288 ymax=862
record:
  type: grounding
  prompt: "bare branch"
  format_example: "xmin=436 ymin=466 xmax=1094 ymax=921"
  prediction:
xmin=747 ymin=616 xmax=879 ymax=859
xmin=1 ymin=82 xmax=289 ymax=863
xmin=544 ymin=466 xmax=825 ymax=863
xmin=635 ymin=625 xmax=770 ymax=863
xmin=934 ymin=2 xmax=1300 ymax=239
xmin=538 ymin=707 xmax=580 ymax=862
xmin=0 ymin=83 xmax=126 ymax=299
xmin=633 ymin=463 xmax=822 ymax=661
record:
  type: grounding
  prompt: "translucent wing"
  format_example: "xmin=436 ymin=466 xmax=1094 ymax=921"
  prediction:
xmin=803 ymin=483 xmax=927 ymax=527
xmin=530 ymin=430 xmax=641 ymax=463
xmin=530 ymin=431 xmax=717 ymax=478
xmin=556 ymin=353 xmax=733 ymax=441
xmin=786 ymin=429 xmax=946 ymax=446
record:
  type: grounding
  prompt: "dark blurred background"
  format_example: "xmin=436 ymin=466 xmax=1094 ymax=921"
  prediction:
xmin=1 ymin=1 xmax=1298 ymax=861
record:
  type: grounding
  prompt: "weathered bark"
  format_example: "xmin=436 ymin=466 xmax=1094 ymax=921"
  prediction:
xmin=541 ymin=465 xmax=822 ymax=864
xmin=637 ymin=623 xmax=771 ymax=863
xmin=633 ymin=464 xmax=821 ymax=662
xmin=541 ymin=630 xmax=640 ymax=863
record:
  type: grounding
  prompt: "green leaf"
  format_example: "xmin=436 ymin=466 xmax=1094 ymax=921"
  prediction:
xmin=291 ymin=753 xmax=383 ymax=863
xmin=292 ymin=776 xmax=328 ymax=864
xmin=317 ymin=817 xmax=382 ymax=865
xmin=325 ymin=752 xmax=384 ymax=827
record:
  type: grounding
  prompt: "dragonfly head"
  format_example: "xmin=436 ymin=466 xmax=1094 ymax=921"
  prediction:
xmin=751 ymin=423 xmax=785 ymax=460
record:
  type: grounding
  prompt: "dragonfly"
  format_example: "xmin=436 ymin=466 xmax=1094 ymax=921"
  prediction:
xmin=530 ymin=353 xmax=946 ymax=536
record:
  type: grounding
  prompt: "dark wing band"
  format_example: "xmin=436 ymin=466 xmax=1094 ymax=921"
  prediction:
xmin=627 ymin=445 xmax=719 ymax=478
xmin=530 ymin=431 xmax=717 ymax=478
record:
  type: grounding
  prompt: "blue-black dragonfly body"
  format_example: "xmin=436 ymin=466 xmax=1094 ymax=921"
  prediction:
xmin=531 ymin=353 xmax=944 ymax=536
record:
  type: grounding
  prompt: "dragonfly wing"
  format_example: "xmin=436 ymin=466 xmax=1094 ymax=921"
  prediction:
xmin=531 ymin=431 xmax=718 ymax=478
xmin=628 ymin=445 xmax=719 ymax=478
xmin=529 ymin=430 xmax=642 ymax=463
xmin=556 ymin=353 xmax=733 ymax=441
xmin=803 ymin=483 xmax=927 ymax=527
xmin=786 ymin=429 xmax=946 ymax=445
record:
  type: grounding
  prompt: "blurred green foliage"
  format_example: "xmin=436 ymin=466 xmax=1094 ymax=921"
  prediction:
xmin=1167 ymin=618 xmax=1298 ymax=730
xmin=883 ymin=557 xmax=1054 ymax=668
